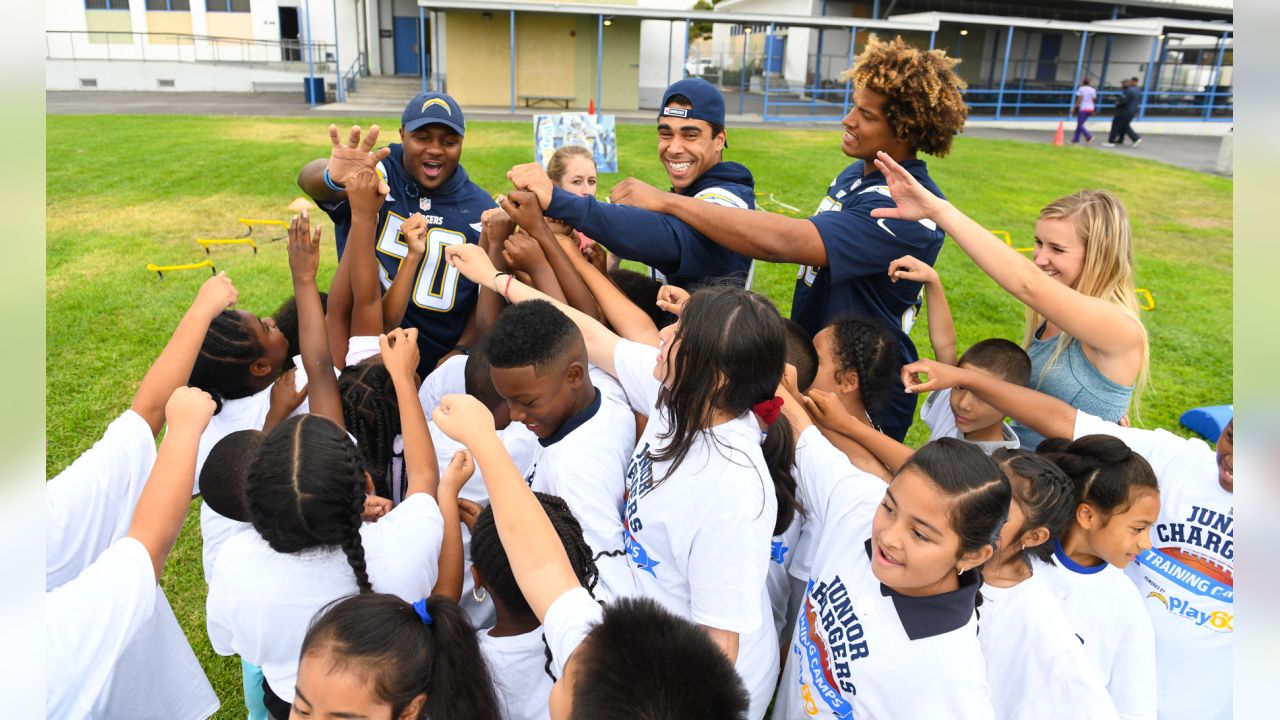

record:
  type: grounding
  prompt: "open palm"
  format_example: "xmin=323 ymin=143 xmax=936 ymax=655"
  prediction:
xmin=870 ymin=151 xmax=949 ymax=222
xmin=327 ymin=123 xmax=392 ymax=191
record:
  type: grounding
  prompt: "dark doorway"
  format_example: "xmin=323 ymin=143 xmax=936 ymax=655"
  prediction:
xmin=279 ymin=7 xmax=301 ymax=62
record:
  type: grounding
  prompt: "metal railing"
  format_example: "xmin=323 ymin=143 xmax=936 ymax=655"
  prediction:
xmin=46 ymin=30 xmax=333 ymax=67
xmin=342 ymin=51 xmax=366 ymax=97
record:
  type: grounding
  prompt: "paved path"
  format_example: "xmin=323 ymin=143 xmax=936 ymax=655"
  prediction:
xmin=47 ymin=90 xmax=1228 ymax=175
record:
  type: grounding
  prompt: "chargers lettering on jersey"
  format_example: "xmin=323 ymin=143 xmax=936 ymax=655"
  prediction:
xmin=1155 ymin=505 xmax=1234 ymax=562
xmin=793 ymin=576 xmax=869 ymax=717
xmin=624 ymin=441 xmax=659 ymax=576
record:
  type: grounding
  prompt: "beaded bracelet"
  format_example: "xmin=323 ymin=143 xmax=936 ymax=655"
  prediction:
xmin=322 ymin=166 xmax=345 ymax=192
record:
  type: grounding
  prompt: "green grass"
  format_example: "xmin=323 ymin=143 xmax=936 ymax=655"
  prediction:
xmin=47 ymin=114 xmax=1231 ymax=716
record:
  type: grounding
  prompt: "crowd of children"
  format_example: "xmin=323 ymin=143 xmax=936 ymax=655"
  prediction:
xmin=46 ymin=35 xmax=1231 ymax=720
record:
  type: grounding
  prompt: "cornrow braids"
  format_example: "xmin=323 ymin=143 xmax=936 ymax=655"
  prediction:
xmin=190 ymin=310 xmax=265 ymax=407
xmin=339 ymin=360 xmax=403 ymax=499
xmin=829 ymin=314 xmax=900 ymax=422
xmin=246 ymin=414 xmax=375 ymax=593
xmin=845 ymin=35 xmax=968 ymax=157
xmin=992 ymin=449 xmax=1077 ymax=565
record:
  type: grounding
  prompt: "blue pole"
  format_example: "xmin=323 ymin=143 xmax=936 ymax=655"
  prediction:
xmin=739 ymin=27 xmax=746 ymax=115
xmin=812 ymin=0 xmax=827 ymax=108
xmin=433 ymin=11 xmax=441 ymax=91
xmin=332 ymin=0 xmax=342 ymax=101
xmin=666 ymin=22 xmax=673 ymax=86
xmin=929 ymin=30 xmax=936 ymax=50
xmin=683 ymin=19 xmax=690 ymax=77
xmin=1100 ymin=6 xmax=1117 ymax=100
xmin=1204 ymin=31 xmax=1228 ymax=120
xmin=1016 ymin=30 xmax=1031 ymax=116
xmin=995 ymin=26 xmax=1013 ymax=119
xmin=596 ymin=14 xmax=603 ymax=113
xmin=509 ymin=10 xmax=516 ymax=114
xmin=763 ymin=22 xmax=774 ymax=120
xmin=419 ymin=5 xmax=426 ymax=95
xmin=1138 ymin=33 xmax=1159 ymax=119
xmin=1070 ymin=31 xmax=1088 ymax=118
xmin=842 ymin=26 xmax=855 ymax=115
xmin=303 ymin=0 xmax=315 ymax=109
xmin=871 ymin=0 xmax=880 ymax=20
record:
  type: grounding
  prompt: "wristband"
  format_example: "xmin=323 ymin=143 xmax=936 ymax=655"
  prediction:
xmin=323 ymin=166 xmax=345 ymax=192
xmin=492 ymin=271 xmax=514 ymax=301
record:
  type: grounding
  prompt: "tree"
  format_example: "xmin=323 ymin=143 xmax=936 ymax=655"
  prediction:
xmin=689 ymin=0 xmax=720 ymax=42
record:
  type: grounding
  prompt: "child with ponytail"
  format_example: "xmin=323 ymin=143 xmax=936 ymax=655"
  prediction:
xmin=293 ymin=593 xmax=501 ymax=720
xmin=447 ymin=189 xmax=800 ymax=718
xmin=207 ymin=207 xmax=446 ymax=718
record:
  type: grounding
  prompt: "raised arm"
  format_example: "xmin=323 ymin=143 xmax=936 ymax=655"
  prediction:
xmin=431 ymin=450 xmax=474 ymax=601
xmin=501 ymin=231 xmax=569 ymax=305
xmin=902 ymin=358 xmax=1077 ymax=441
xmin=343 ymin=168 xmax=391 ymax=338
xmin=446 ymin=241 xmax=624 ymax=377
xmin=888 ymin=255 xmax=957 ymax=366
xmin=381 ymin=213 xmax=428 ymax=332
xmin=297 ymin=124 xmax=392 ymax=206
xmin=127 ymin=386 xmax=216 ymax=580
xmin=609 ymin=176 xmax=829 ymax=266
xmin=804 ymin=389 xmax=907 ymax=476
xmin=432 ymin=394 xmax=582 ymax=622
xmin=872 ymin=152 xmax=1145 ymax=366
xmin=288 ymin=210 xmax=344 ymax=427
xmin=499 ymin=192 xmax=604 ymax=320
xmin=131 ymin=273 xmax=237 ymax=437
xmin=562 ymin=233 xmax=661 ymax=346
xmin=380 ymin=328 xmax=439 ymax=498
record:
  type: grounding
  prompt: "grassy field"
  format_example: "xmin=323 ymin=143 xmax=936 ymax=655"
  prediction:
xmin=47 ymin=114 xmax=1232 ymax=716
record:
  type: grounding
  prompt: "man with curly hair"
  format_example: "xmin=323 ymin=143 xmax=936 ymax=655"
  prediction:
xmin=611 ymin=36 xmax=968 ymax=440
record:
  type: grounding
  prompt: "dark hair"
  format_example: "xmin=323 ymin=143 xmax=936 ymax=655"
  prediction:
xmin=301 ymin=593 xmax=501 ymax=720
xmin=664 ymin=93 xmax=725 ymax=139
xmin=487 ymin=299 xmax=584 ymax=375
xmin=246 ymin=414 xmax=373 ymax=593
xmin=570 ymin=596 xmax=749 ymax=719
xmin=273 ymin=292 xmax=328 ymax=368
xmin=901 ymin=438 xmax=1011 ymax=558
xmin=339 ymin=359 xmax=402 ymax=500
xmin=1036 ymin=435 xmax=1159 ymax=520
xmin=992 ymin=449 xmax=1076 ymax=564
xmin=470 ymin=492 xmax=599 ymax=622
xmin=782 ymin=319 xmax=818 ymax=393
xmin=960 ymin=339 xmax=1032 ymax=387
xmin=199 ymin=429 xmax=263 ymax=522
xmin=189 ymin=310 xmax=265 ymax=409
xmin=654 ymin=286 xmax=801 ymax=536
xmin=463 ymin=336 xmax=503 ymax=410
xmin=608 ymin=269 xmax=666 ymax=329
xmin=827 ymin=313 xmax=900 ymax=420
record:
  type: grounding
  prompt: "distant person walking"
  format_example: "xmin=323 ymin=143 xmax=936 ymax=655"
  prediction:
xmin=1071 ymin=78 xmax=1096 ymax=144
xmin=1105 ymin=77 xmax=1143 ymax=147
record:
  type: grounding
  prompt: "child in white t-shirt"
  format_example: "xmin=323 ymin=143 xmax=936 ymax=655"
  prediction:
xmin=432 ymin=391 xmax=751 ymax=719
xmin=980 ymin=449 xmax=1119 ymax=719
xmin=772 ymin=388 xmax=1004 ymax=720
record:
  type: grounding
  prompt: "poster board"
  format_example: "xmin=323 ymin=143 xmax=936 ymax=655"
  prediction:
xmin=533 ymin=113 xmax=618 ymax=174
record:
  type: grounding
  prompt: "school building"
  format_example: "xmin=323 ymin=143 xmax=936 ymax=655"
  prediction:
xmin=45 ymin=0 xmax=1232 ymax=123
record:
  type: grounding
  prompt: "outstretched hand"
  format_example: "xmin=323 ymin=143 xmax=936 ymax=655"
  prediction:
xmin=439 ymin=450 xmax=476 ymax=497
xmin=445 ymin=242 xmax=498 ymax=285
xmin=327 ymin=124 xmax=391 ymax=192
xmin=193 ymin=271 xmax=238 ymax=318
xmin=887 ymin=254 xmax=940 ymax=285
xmin=610 ymin=177 xmax=667 ymax=211
xmin=165 ymin=386 xmax=217 ymax=435
xmin=506 ymin=163 xmax=554 ymax=209
xmin=432 ymin=393 xmax=497 ymax=448
xmin=869 ymin=151 xmax=951 ymax=223
xmin=900 ymin=357 xmax=964 ymax=395
xmin=379 ymin=328 xmax=421 ymax=383
xmin=287 ymin=210 xmax=323 ymax=285
xmin=655 ymin=285 xmax=691 ymax=316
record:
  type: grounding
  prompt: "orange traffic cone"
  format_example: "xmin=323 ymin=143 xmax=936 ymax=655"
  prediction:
xmin=588 ymin=99 xmax=596 ymax=115
xmin=1052 ymin=121 xmax=1064 ymax=146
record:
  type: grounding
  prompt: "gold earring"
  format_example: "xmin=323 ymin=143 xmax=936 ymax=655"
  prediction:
xmin=472 ymin=586 xmax=487 ymax=603
xmin=956 ymin=566 xmax=964 ymax=576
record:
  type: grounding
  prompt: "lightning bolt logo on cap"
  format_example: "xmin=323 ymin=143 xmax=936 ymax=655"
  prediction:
xmin=421 ymin=97 xmax=452 ymax=114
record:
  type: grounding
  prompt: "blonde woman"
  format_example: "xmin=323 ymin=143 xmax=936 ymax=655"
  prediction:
xmin=873 ymin=151 xmax=1148 ymax=448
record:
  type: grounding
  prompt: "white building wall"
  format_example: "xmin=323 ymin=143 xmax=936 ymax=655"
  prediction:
xmin=638 ymin=0 xmax=696 ymax=108
xmin=47 ymin=58 xmax=314 ymax=92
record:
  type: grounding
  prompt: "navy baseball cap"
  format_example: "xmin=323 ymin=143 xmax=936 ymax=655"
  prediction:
xmin=402 ymin=92 xmax=465 ymax=135
xmin=659 ymin=78 xmax=726 ymax=128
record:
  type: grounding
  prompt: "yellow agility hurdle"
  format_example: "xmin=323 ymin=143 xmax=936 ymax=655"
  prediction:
xmin=196 ymin=237 xmax=258 ymax=255
xmin=146 ymin=259 xmax=216 ymax=279
xmin=237 ymin=218 xmax=290 ymax=240
xmin=991 ymin=229 xmax=1035 ymax=254
xmin=1136 ymin=288 xmax=1156 ymax=311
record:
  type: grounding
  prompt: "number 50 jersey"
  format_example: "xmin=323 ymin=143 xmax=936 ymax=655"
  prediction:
xmin=322 ymin=144 xmax=496 ymax=370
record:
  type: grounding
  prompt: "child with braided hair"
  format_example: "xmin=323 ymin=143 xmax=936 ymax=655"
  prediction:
xmin=207 ymin=201 xmax=446 ymax=718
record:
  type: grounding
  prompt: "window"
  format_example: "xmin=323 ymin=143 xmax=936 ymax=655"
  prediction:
xmin=207 ymin=0 xmax=249 ymax=11
xmin=85 ymin=0 xmax=130 ymax=9
xmin=145 ymin=0 xmax=189 ymax=9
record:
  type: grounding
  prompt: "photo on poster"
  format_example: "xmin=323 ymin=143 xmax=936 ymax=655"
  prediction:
xmin=533 ymin=113 xmax=618 ymax=174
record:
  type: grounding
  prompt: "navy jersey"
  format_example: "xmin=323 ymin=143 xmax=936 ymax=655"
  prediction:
xmin=545 ymin=161 xmax=756 ymax=290
xmin=793 ymin=159 xmax=947 ymax=437
xmin=321 ymin=144 xmax=495 ymax=371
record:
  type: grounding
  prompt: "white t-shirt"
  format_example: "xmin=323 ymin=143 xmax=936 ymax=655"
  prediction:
xmin=543 ymin=587 xmax=604 ymax=679
xmin=768 ymin=514 xmax=803 ymax=640
xmin=613 ymin=339 xmax=779 ymax=718
xmin=1036 ymin=544 xmax=1157 ymax=720
xmin=921 ymin=389 xmax=1020 ymax=455
xmin=46 ymin=409 xmax=156 ymax=590
xmin=419 ymin=352 xmax=467 ymax=416
xmin=195 ymin=386 xmax=272 ymax=490
xmin=775 ymin=426 xmax=994 ymax=720
xmin=199 ymin=501 xmax=251 ymax=582
xmin=525 ymin=387 xmax=637 ymax=601
xmin=207 ymin=492 xmax=444 ymax=703
xmin=478 ymin=628 xmax=553 ymax=720
xmin=979 ymin=573 xmax=1118 ymax=720
xmin=1077 ymin=84 xmax=1098 ymax=112
xmin=1075 ymin=412 xmax=1233 ymax=720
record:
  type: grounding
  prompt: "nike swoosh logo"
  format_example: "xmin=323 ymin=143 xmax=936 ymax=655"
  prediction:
xmin=877 ymin=218 xmax=897 ymax=237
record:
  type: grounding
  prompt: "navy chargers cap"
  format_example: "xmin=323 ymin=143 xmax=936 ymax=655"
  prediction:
xmin=659 ymin=78 xmax=726 ymax=128
xmin=403 ymin=92 xmax=465 ymax=135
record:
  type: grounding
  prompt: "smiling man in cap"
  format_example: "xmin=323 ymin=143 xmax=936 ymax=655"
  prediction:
xmin=297 ymin=91 xmax=495 ymax=374
xmin=508 ymin=77 xmax=756 ymax=290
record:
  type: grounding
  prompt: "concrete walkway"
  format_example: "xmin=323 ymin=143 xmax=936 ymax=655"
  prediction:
xmin=47 ymin=90 xmax=1230 ymax=176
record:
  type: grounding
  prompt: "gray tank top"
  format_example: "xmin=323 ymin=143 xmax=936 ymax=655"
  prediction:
xmin=1012 ymin=325 xmax=1134 ymax=448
